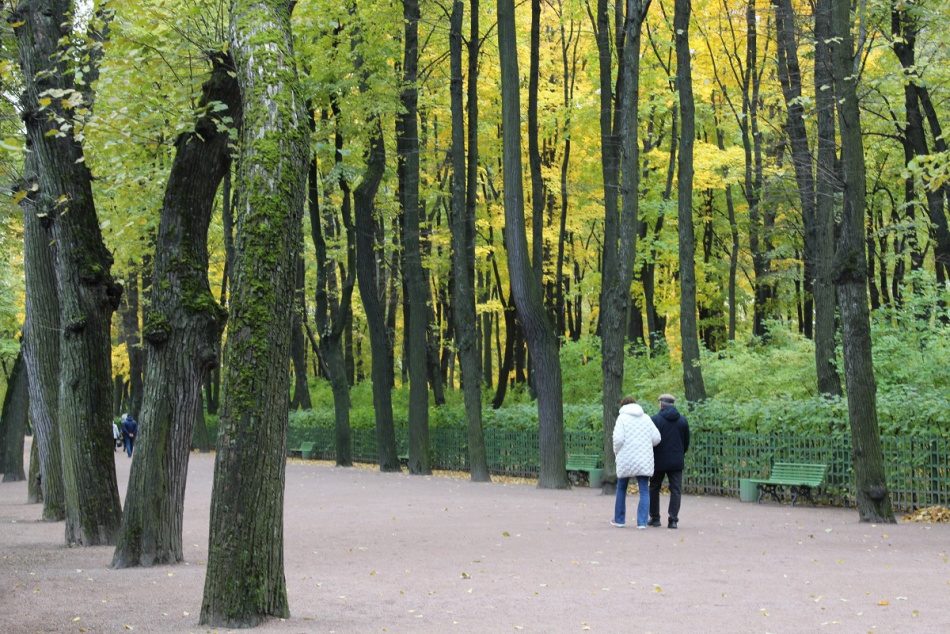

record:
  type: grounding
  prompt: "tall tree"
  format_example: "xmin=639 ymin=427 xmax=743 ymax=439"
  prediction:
xmin=13 ymin=0 xmax=123 ymax=546
xmin=828 ymin=0 xmax=893 ymax=523
xmin=498 ymin=0 xmax=568 ymax=488
xmin=112 ymin=55 xmax=238 ymax=569
xmin=773 ymin=0 xmax=841 ymax=395
xmin=199 ymin=0 xmax=309 ymax=623
xmin=674 ymin=0 xmax=706 ymax=402
xmin=311 ymin=98 xmax=356 ymax=468
xmin=450 ymin=0 xmax=490 ymax=482
xmin=600 ymin=0 xmax=652 ymax=492
xmin=398 ymin=0 xmax=431 ymax=475
xmin=18 ymin=151 xmax=66 ymax=520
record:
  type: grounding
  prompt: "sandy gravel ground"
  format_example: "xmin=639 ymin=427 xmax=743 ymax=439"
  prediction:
xmin=1 ymin=438 xmax=948 ymax=634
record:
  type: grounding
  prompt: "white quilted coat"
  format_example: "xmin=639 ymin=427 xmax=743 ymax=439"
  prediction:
xmin=613 ymin=403 xmax=662 ymax=478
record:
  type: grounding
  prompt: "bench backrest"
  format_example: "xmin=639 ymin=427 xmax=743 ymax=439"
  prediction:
xmin=566 ymin=454 xmax=601 ymax=469
xmin=770 ymin=462 xmax=827 ymax=485
xmin=299 ymin=441 xmax=315 ymax=451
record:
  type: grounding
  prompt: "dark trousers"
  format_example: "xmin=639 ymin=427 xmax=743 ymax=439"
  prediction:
xmin=649 ymin=469 xmax=683 ymax=523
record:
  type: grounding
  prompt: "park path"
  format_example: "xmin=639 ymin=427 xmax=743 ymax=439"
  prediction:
xmin=1 ymin=439 xmax=948 ymax=633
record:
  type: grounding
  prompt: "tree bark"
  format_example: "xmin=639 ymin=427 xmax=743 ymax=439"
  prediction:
xmin=498 ymin=0 xmax=568 ymax=488
xmin=14 ymin=0 xmax=123 ymax=546
xmin=774 ymin=0 xmax=841 ymax=395
xmin=113 ymin=55 xmax=238 ymax=569
xmin=119 ymin=269 xmax=144 ymax=418
xmin=312 ymin=93 xmax=355 ymax=468
xmin=199 ymin=0 xmax=309 ymax=623
xmin=19 ymin=149 xmax=66 ymax=520
xmin=600 ymin=0 xmax=652 ymax=492
xmin=1 ymin=350 xmax=29 ymax=482
xmin=398 ymin=0 xmax=431 ymax=475
xmin=450 ymin=0 xmax=491 ymax=482
xmin=289 ymin=252 xmax=312 ymax=410
xmin=674 ymin=0 xmax=706 ymax=402
xmin=813 ymin=0 xmax=843 ymax=396
xmin=829 ymin=0 xmax=894 ymax=523
xmin=354 ymin=118 xmax=400 ymax=472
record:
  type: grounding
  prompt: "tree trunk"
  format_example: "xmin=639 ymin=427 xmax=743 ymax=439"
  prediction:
xmin=119 ymin=270 xmax=144 ymax=419
xmin=774 ymin=0 xmax=841 ymax=395
xmin=1 ymin=350 xmax=29 ymax=482
xmin=813 ymin=0 xmax=843 ymax=395
xmin=289 ymin=253 xmax=312 ymax=410
xmin=600 ymin=0 xmax=652 ymax=492
xmin=199 ymin=0 xmax=309 ymax=623
xmin=14 ymin=0 xmax=123 ymax=546
xmin=28 ymin=439 xmax=42 ymax=504
xmin=498 ymin=0 xmax=568 ymax=488
xmin=312 ymin=94 xmax=355 ymax=468
xmin=19 ymin=149 xmax=66 ymax=520
xmin=354 ymin=118 xmax=400 ymax=472
xmin=451 ymin=0 xmax=490 ymax=482
xmin=829 ymin=0 xmax=894 ymax=523
xmin=399 ymin=0 xmax=431 ymax=475
xmin=674 ymin=0 xmax=706 ymax=402
xmin=113 ymin=55 xmax=237 ymax=569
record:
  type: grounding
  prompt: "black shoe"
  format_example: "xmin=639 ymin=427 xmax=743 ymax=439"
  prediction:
xmin=668 ymin=520 xmax=678 ymax=529
xmin=647 ymin=519 xmax=661 ymax=527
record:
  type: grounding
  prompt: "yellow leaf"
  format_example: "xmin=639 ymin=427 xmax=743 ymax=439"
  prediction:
xmin=12 ymin=190 xmax=28 ymax=205
xmin=39 ymin=97 xmax=52 ymax=107
xmin=878 ymin=600 xmax=889 ymax=606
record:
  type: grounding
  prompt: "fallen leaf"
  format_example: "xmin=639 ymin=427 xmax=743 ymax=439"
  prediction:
xmin=878 ymin=600 xmax=889 ymax=606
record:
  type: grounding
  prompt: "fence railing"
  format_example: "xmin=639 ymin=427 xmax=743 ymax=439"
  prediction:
xmin=284 ymin=426 xmax=948 ymax=512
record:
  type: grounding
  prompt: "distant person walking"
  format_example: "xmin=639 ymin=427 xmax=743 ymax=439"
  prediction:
xmin=648 ymin=394 xmax=690 ymax=529
xmin=611 ymin=397 xmax=661 ymax=529
xmin=120 ymin=413 xmax=138 ymax=458
xmin=112 ymin=421 xmax=121 ymax=452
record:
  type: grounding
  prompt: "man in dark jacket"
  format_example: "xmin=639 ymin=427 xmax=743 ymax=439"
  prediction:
xmin=648 ymin=394 xmax=690 ymax=529
xmin=120 ymin=413 xmax=138 ymax=458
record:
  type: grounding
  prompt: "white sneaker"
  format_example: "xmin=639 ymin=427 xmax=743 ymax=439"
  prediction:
xmin=610 ymin=520 xmax=625 ymax=528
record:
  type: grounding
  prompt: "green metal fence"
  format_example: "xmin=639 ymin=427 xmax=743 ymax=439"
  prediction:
xmin=283 ymin=425 xmax=948 ymax=511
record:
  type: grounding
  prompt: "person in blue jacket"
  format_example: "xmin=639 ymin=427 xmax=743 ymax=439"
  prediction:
xmin=120 ymin=413 xmax=138 ymax=458
xmin=648 ymin=394 xmax=690 ymax=529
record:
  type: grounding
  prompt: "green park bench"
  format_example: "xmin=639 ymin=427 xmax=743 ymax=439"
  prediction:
xmin=749 ymin=462 xmax=828 ymax=507
xmin=289 ymin=441 xmax=315 ymax=460
xmin=565 ymin=453 xmax=602 ymax=487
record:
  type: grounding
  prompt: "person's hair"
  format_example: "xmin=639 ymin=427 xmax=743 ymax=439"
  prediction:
xmin=619 ymin=396 xmax=637 ymax=406
xmin=658 ymin=394 xmax=676 ymax=405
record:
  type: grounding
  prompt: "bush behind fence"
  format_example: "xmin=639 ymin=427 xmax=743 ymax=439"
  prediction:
xmin=282 ymin=424 xmax=948 ymax=513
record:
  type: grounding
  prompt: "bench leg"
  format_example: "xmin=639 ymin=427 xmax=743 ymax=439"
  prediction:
xmin=790 ymin=486 xmax=815 ymax=507
xmin=756 ymin=483 xmax=783 ymax=504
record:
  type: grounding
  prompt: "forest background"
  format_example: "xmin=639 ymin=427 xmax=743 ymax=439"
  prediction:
xmin=1 ymin=0 xmax=950 ymax=623
xmin=2 ymin=1 xmax=950 ymax=462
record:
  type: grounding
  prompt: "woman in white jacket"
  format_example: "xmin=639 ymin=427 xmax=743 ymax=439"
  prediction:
xmin=611 ymin=397 xmax=662 ymax=528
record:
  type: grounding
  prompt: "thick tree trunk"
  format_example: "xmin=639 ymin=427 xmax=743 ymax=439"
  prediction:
xmin=199 ymin=0 xmax=309 ymax=624
xmin=450 ymin=0 xmax=490 ymax=482
xmin=1 ymin=350 xmax=29 ymax=482
xmin=829 ymin=0 xmax=894 ymax=523
xmin=113 ymin=56 xmax=237 ymax=569
xmin=19 ymin=160 xmax=66 ymax=519
xmin=498 ymin=0 xmax=567 ymax=488
xmin=399 ymin=0 xmax=431 ymax=475
xmin=14 ymin=0 xmax=123 ymax=546
xmin=674 ymin=0 xmax=706 ymax=402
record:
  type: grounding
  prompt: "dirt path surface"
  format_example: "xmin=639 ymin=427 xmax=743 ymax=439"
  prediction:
xmin=2 ymin=440 xmax=948 ymax=633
